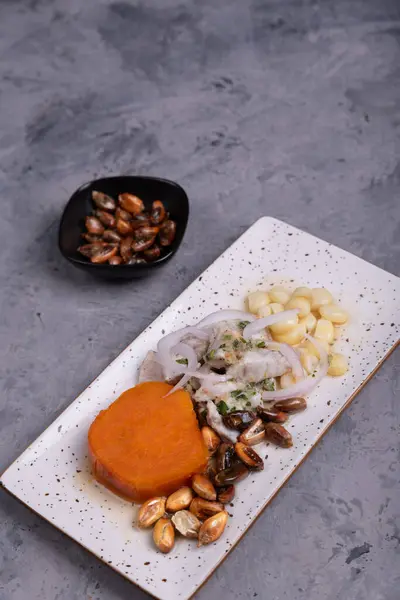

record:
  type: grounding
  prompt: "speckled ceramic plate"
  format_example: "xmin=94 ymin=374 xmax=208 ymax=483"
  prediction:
xmin=1 ymin=217 xmax=399 ymax=600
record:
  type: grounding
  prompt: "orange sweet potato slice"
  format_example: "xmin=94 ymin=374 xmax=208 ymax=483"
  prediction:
xmin=88 ymin=381 xmax=208 ymax=502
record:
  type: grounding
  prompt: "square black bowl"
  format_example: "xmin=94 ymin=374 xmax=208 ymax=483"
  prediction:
xmin=58 ymin=175 xmax=189 ymax=279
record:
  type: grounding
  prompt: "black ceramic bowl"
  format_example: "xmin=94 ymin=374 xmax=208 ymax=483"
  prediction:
xmin=58 ymin=176 xmax=189 ymax=279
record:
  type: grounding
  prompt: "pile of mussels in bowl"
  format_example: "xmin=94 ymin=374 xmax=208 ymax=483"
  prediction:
xmin=58 ymin=176 xmax=189 ymax=280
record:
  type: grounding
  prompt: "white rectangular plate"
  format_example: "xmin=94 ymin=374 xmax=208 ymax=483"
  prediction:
xmin=1 ymin=217 xmax=399 ymax=600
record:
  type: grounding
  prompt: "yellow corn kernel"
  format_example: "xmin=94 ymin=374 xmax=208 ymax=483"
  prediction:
xmin=292 ymin=286 xmax=312 ymax=300
xmin=269 ymin=286 xmax=290 ymax=305
xmin=300 ymin=312 xmax=317 ymax=333
xmin=319 ymin=303 xmax=348 ymax=324
xmin=247 ymin=291 xmax=270 ymax=314
xmin=314 ymin=319 xmax=334 ymax=344
xmin=328 ymin=353 xmax=348 ymax=376
xmin=269 ymin=303 xmax=284 ymax=314
xmin=257 ymin=305 xmax=272 ymax=318
xmin=269 ymin=313 xmax=299 ymax=335
xmin=310 ymin=288 xmax=333 ymax=311
xmin=285 ymin=296 xmax=311 ymax=318
xmin=280 ymin=372 xmax=296 ymax=389
xmin=272 ymin=321 xmax=307 ymax=346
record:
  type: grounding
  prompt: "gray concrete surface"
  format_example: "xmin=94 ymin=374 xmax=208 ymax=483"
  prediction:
xmin=1 ymin=0 xmax=399 ymax=599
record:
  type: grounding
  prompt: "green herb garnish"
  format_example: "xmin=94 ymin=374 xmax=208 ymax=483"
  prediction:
xmin=176 ymin=357 xmax=188 ymax=365
xmin=238 ymin=321 xmax=250 ymax=330
xmin=262 ymin=378 xmax=275 ymax=391
xmin=217 ymin=401 xmax=228 ymax=415
xmin=223 ymin=334 xmax=233 ymax=341
xmin=207 ymin=349 xmax=216 ymax=360
xmin=256 ymin=341 xmax=266 ymax=348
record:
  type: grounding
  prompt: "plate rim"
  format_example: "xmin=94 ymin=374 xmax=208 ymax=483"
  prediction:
xmin=1 ymin=216 xmax=399 ymax=600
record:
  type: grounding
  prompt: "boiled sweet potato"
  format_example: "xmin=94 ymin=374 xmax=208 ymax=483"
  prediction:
xmin=88 ymin=381 xmax=208 ymax=502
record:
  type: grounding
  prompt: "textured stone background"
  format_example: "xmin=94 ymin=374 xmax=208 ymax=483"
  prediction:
xmin=0 ymin=0 xmax=399 ymax=599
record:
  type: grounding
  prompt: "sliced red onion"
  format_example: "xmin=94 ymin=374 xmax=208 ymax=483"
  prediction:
xmin=266 ymin=341 xmax=304 ymax=380
xmin=157 ymin=326 xmax=209 ymax=374
xmin=242 ymin=309 xmax=299 ymax=339
xmin=167 ymin=369 xmax=228 ymax=396
xmin=261 ymin=335 xmax=328 ymax=400
xmin=164 ymin=343 xmax=198 ymax=396
xmin=198 ymin=310 xmax=256 ymax=329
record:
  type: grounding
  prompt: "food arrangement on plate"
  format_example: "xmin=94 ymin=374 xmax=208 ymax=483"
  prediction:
xmin=88 ymin=283 xmax=349 ymax=552
xmin=78 ymin=190 xmax=176 ymax=265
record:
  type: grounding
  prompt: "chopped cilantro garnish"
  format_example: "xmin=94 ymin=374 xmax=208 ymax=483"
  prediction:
xmin=246 ymin=401 xmax=252 ymax=407
xmin=223 ymin=334 xmax=233 ymax=341
xmin=262 ymin=379 xmax=275 ymax=391
xmin=176 ymin=357 xmax=188 ymax=365
xmin=238 ymin=321 xmax=250 ymax=330
xmin=217 ymin=401 xmax=228 ymax=415
xmin=207 ymin=349 xmax=216 ymax=360
xmin=232 ymin=339 xmax=240 ymax=350
xmin=256 ymin=341 xmax=266 ymax=348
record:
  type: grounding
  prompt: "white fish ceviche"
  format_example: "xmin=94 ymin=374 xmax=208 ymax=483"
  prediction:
xmin=135 ymin=283 xmax=350 ymax=552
